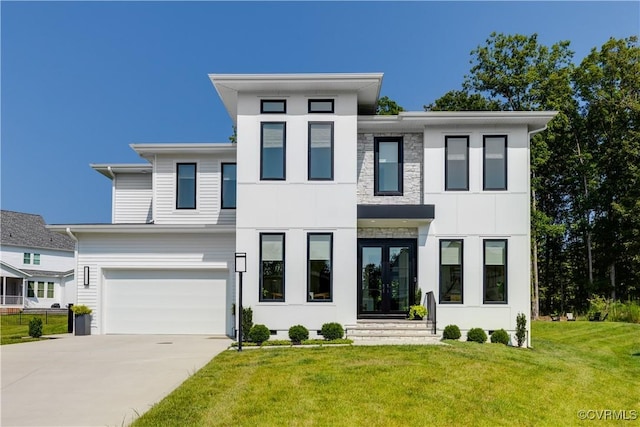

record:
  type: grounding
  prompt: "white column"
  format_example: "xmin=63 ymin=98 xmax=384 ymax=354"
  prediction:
xmin=2 ymin=276 xmax=5 ymax=305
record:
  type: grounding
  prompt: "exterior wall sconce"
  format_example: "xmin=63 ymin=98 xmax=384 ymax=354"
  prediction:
xmin=234 ymin=252 xmax=246 ymax=351
xmin=84 ymin=266 xmax=90 ymax=286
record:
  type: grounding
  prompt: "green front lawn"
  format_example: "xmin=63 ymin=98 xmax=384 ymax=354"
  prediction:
xmin=1 ymin=313 xmax=69 ymax=345
xmin=134 ymin=321 xmax=640 ymax=426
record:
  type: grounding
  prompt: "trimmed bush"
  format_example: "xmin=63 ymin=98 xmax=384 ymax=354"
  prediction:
xmin=442 ymin=324 xmax=461 ymax=340
xmin=516 ymin=313 xmax=527 ymax=347
xmin=28 ymin=317 xmax=43 ymax=338
xmin=248 ymin=324 xmax=270 ymax=344
xmin=490 ymin=329 xmax=510 ymax=345
xmin=288 ymin=325 xmax=309 ymax=344
xmin=467 ymin=328 xmax=487 ymax=343
xmin=320 ymin=322 xmax=344 ymax=340
xmin=241 ymin=307 xmax=253 ymax=342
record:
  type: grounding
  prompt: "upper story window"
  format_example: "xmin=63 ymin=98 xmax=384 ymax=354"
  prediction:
xmin=308 ymin=122 xmax=334 ymax=180
xmin=221 ymin=163 xmax=237 ymax=209
xmin=445 ymin=136 xmax=469 ymax=191
xmin=484 ymin=135 xmax=507 ymax=190
xmin=484 ymin=239 xmax=507 ymax=303
xmin=440 ymin=239 xmax=463 ymax=304
xmin=374 ymin=137 xmax=403 ymax=195
xmin=261 ymin=122 xmax=286 ymax=180
xmin=308 ymin=99 xmax=334 ymax=113
xmin=33 ymin=254 xmax=40 ymax=265
xmin=261 ymin=100 xmax=286 ymax=114
xmin=176 ymin=163 xmax=196 ymax=209
xmin=260 ymin=233 xmax=285 ymax=302
xmin=23 ymin=253 xmax=31 ymax=264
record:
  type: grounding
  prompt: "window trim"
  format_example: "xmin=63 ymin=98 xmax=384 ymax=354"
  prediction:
xmin=374 ymin=136 xmax=404 ymax=196
xmin=37 ymin=281 xmax=45 ymax=298
xmin=445 ymin=136 xmax=470 ymax=191
xmin=260 ymin=99 xmax=286 ymax=114
xmin=27 ymin=281 xmax=35 ymax=298
xmin=308 ymin=99 xmax=334 ymax=113
xmin=483 ymin=135 xmax=508 ymax=191
xmin=23 ymin=253 xmax=31 ymax=265
xmin=307 ymin=233 xmax=333 ymax=303
xmin=259 ymin=233 xmax=285 ymax=302
xmin=483 ymin=239 xmax=508 ymax=304
xmin=33 ymin=254 xmax=40 ymax=265
xmin=47 ymin=282 xmax=54 ymax=298
xmin=308 ymin=122 xmax=334 ymax=181
xmin=221 ymin=162 xmax=237 ymax=209
xmin=176 ymin=162 xmax=197 ymax=210
xmin=439 ymin=239 xmax=464 ymax=304
xmin=260 ymin=122 xmax=287 ymax=181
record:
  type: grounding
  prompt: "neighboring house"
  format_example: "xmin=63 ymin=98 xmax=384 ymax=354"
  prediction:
xmin=1 ymin=210 xmax=76 ymax=309
xmin=50 ymin=73 xmax=555 ymax=344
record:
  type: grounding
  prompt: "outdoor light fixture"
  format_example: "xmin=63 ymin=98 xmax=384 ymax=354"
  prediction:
xmin=83 ymin=266 xmax=90 ymax=286
xmin=234 ymin=252 xmax=246 ymax=351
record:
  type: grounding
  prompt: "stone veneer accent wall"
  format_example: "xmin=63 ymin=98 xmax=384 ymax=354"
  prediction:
xmin=357 ymin=227 xmax=418 ymax=239
xmin=357 ymin=133 xmax=423 ymax=204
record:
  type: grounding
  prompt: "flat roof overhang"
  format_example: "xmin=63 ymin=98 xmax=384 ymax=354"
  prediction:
xmin=47 ymin=224 xmax=236 ymax=234
xmin=357 ymin=204 xmax=435 ymax=228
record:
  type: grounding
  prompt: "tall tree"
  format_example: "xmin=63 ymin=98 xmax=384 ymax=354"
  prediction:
xmin=377 ymin=96 xmax=404 ymax=115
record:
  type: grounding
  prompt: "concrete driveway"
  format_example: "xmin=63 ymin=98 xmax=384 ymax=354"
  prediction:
xmin=1 ymin=334 xmax=231 ymax=427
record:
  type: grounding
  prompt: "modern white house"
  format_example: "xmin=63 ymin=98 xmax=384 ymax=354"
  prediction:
xmin=50 ymin=73 xmax=555 ymax=344
xmin=1 ymin=210 xmax=76 ymax=309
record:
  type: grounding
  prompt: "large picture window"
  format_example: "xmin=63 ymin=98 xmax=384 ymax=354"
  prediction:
xmin=261 ymin=122 xmax=286 ymax=180
xmin=374 ymin=137 xmax=403 ymax=195
xmin=221 ymin=163 xmax=237 ymax=209
xmin=176 ymin=163 xmax=196 ymax=209
xmin=445 ymin=136 xmax=469 ymax=191
xmin=307 ymin=233 xmax=333 ymax=302
xmin=484 ymin=136 xmax=507 ymax=190
xmin=484 ymin=240 xmax=507 ymax=303
xmin=440 ymin=240 xmax=463 ymax=303
xmin=308 ymin=122 xmax=333 ymax=180
xmin=260 ymin=233 xmax=285 ymax=301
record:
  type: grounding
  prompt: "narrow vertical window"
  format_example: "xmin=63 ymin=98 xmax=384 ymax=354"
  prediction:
xmin=23 ymin=253 xmax=31 ymax=264
xmin=484 ymin=240 xmax=507 ymax=303
xmin=176 ymin=163 xmax=196 ymax=209
xmin=445 ymin=136 xmax=469 ymax=191
xmin=33 ymin=254 xmax=41 ymax=265
xmin=440 ymin=240 xmax=463 ymax=303
xmin=221 ymin=163 xmax=237 ymax=209
xmin=27 ymin=281 xmax=35 ymax=298
xmin=47 ymin=282 xmax=55 ymax=298
xmin=261 ymin=100 xmax=286 ymax=114
xmin=261 ymin=123 xmax=286 ymax=180
xmin=260 ymin=233 xmax=285 ymax=301
xmin=374 ymin=137 xmax=403 ymax=195
xmin=307 ymin=233 xmax=333 ymax=302
xmin=484 ymin=136 xmax=507 ymax=190
xmin=308 ymin=122 xmax=333 ymax=180
xmin=308 ymin=99 xmax=334 ymax=113
xmin=37 ymin=282 xmax=45 ymax=298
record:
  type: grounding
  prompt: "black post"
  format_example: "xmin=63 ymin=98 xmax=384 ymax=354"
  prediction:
xmin=67 ymin=303 xmax=74 ymax=333
xmin=238 ymin=271 xmax=243 ymax=352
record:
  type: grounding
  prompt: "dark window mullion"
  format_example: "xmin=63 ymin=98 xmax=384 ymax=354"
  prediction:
xmin=374 ymin=137 xmax=403 ymax=196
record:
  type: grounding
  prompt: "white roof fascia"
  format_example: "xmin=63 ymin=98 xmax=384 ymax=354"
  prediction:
xmin=130 ymin=143 xmax=237 ymax=159
xmin=0 ymin=261 xmax=32 ymax=277
xmin=91 ymin=164 xmax=153 ymax=179
xmin=47 ymin=224 xmax=237 ymax=234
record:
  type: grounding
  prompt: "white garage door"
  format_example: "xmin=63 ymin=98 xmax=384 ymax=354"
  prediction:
xmin=104 ymin=269 xmax=227 ymax=335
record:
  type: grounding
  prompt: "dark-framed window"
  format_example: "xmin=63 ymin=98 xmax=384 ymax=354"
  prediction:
xmin=308 ymin=122 xmax=334 ymax=180
xmin=307 ymin=233 xmax=333 ymax=302
xmin=483 ymin=135 xmax=508 ymax=190
xmin=261 ymin=122 xmax=286 ymax=180
xmin=445 ymin=136 xmax=469 ymax=191
xmin=221 ymin=163 xmax=237 ymax=209
xmin=439 ymin=239 xmax=463 ymax=304
xmin=484 ymin=239 xmax=507 ymax=304
xmin=23 ymin=253 xmax=31 ymax=264
xmin=374 ymin=137 xmax=403 ymax=195
xmin=261 ymin=100 xmax=286 ymax=114
xmin=176 ymin=163 xmax=196 ymax=209
xmin=260 ymin=233 xmax=285 ymax=302
xmin=27 ymin=281 xmax=35 ymax=298
xmin=308 ymin=99 xmax=334 ymax=113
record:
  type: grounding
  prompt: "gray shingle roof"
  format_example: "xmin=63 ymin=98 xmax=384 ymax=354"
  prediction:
xmin=1 ymin=210 xmax=75 ymax=252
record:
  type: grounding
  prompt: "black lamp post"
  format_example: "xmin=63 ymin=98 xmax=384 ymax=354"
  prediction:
xmin=235 ymin=252 xmax=246 ymax=351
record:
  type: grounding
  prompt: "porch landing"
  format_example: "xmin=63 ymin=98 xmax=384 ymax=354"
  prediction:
xmin=346 ymin=319 xmax=442 ymax=344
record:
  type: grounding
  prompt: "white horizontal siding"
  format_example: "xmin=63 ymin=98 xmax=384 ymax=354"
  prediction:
xmin=113 ymin=173 xmax=153 ymax=224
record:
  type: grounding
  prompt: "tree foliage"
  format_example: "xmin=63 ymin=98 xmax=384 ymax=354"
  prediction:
xmin=376 ymin=95 xmax=404 ymax=115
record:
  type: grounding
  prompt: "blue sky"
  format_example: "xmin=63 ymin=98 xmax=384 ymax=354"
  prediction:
xmin=2 ymin=1 xmax=638 ymax=224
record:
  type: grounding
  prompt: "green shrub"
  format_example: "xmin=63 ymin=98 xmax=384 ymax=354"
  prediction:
xmin=442 ymin=324 xmax=461 ymax=340
xmin=516 ymin=313 xmax=527 ymax=347
xmin=320 ymin=322 xmax=344 ymax=340
xmin=467 ymin=328 xmax=487 ymax=343
xmin=609 ymin=300 xmax=640 ymax=324
xmin=490 ymin=329 xmax=510 ymax=345
xmin=241 ymin=307 xmax=253 ymax=342
xmin=587 ymin=294 xmax=610 ymax=319
xmin=28 ymin=317 xmax=43 ymax=338
xmin=408 ymin=305 xmax=427 ymax=320
xmin=248 ymin=324 xmax=270 ymax=344
xmin=415 ymin=287 xmax=422 ymax=306
xmin=71 ymin=305 xmax=92 ymax=315
xmin=288 ymin=325 xmax=309 ymax=344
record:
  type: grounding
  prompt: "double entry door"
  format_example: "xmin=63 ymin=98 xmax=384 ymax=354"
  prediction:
xmin=358 ymin=239 xmax=417 ymax=318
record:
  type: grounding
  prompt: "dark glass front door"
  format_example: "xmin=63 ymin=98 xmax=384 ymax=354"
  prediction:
xmin=358 ymin=239 xmax=417 ymax=317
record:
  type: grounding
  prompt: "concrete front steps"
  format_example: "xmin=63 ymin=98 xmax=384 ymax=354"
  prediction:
xmin=346 ymin=319 xmax=442 ymax=345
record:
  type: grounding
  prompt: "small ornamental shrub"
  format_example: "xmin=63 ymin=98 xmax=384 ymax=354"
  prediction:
xmin=320 ymin=322 xmax=344 ymax=340
xmin=490 ymin=329 xmax=510 ymax=345
xmin=71 ymin=305 xmax=92 ymax=315
xmin=241 ymin=307 xmax=253 ymax=342
xmin=28 ymin=317 xmax=43 ymax=338
xmin=442 ymin=324 xmax=461 ymax=340
xmin=408 ymin=305 xmax=427 ymax=320
xmin=467 ymin=328 xmax=487 ymax=343
xmin=516 ymin=313 xmax=527 ymax=347
xmin=288 ymin=325 xmax=309 ymax=344
xmin=248 ymin=324 xmax=270 ymax=344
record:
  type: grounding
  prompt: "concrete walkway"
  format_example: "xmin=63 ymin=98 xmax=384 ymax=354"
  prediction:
xmin=1 ymin=334 xmax=231 ymax=427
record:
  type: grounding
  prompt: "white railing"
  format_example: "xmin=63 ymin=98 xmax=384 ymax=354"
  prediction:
xmin=1 ymin=295 xmax=24 ymax=306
